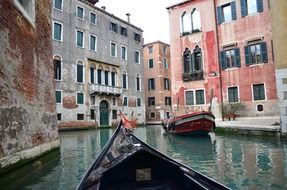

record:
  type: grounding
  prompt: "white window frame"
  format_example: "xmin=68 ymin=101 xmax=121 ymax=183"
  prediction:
xmin=13 ymin=0 xmax=35 ymax=27
xmin=53 ymin=0 xmax=63 ymax=11
xmin=76 ymin=5 xmax=84 ymax=20
xmin=227 ymin=85 xmax=240 ymax=103
xmin=195 ymin=89 xmax=206 ymax=105
xmin=121 ymin=45 xmax=127 ymax=60
xmin=184 ymin=90 xmax=194 ymax=106
xmin=252 ymin=83 xmax=267 ymax=102
xmin=89 ymin=11 xmax=97 ymax=25
xmin=76 ymin=60 xmax=85 ymax=84
xmin=110 ymin=42 xmax=117 ymax=57
xmin=76 ymin=30 xmax=84 ymax=48
xmin=135 ymin=50 xmax=140 ymax=64
xmin=89 ymin=34 xmax=97 ymax=52
xmin=55 ymin=90 xmax=62 ymax=104
xmin=53 ymin=21 xmax=63 ymax=42
xmin=123 ymin=97 xmax=128 ymax=107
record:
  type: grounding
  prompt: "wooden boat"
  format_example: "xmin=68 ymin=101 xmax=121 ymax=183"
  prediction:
xmin=77 ymin=120 xmax=229 ymax=190
xmin=161 ymin=111 xmax=216 ymax=135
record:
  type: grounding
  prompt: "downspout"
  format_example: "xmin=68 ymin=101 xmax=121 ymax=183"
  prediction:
xmin=212 ymin=0 xmax=224 ymax=121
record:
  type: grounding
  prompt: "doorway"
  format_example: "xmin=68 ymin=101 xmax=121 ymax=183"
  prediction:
xmin=100 ymin=100 xmax=109 ymax=126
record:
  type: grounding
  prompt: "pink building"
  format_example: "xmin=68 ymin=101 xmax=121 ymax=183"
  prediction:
xmin=167 ymin=0 xmax=279 ymax=118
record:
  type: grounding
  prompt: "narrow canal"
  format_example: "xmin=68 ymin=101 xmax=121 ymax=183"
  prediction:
xmin=1 ymin=126 xmax=287 ymax=190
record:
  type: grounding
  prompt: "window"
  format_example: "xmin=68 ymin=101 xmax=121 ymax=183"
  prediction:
xmin=134 ymin=33 xmax=141 ymax=42
xmin=111 ymin=72 xmax=116 ymax=87
xmin=123 ymin=71 xmax=128 ymax=89
xmin=148 ymin=97 xmax=155 ymax=106
xmin=110 ymin=22 xmax=118 ymax=33
xmin=148 ymin=59 xmax=154 ymax=68
xmin=150 ymin=112 xmax=155 ymax=118
xmin=76 ymin=30 xmax=84 ymax=48
xmin=165 ymin=97 xmax=171 ymax=106
xmin=55 ymin=90 xmax=61 ymax=103
xmin=104 ymin=71 xmax=109 ymax=85
xmin=181 ymin=12 xmax=191 ymax=35
xmin=112 ymin=110 xmax=117 ymax=119
xmin=220 ymin=48 xmax=241 ymax=70
xmin=112 ymin=98 xmax=116 ymax=106
xmin=164 ymin=78 xmax=170 ymax=90
xmin=77 ymin=92 xmax=84 ymax=104
xmin=228 ymin=86 xmax=239 ymax=102
xmin=136 ymin=75 xmax=141 ymax=91
xmin=54 ymin=0 xmax=62 ymax=10
xmin=163 ymin=46 xmax=167 ymax=55
xmin=195 ymin=90 xmax=205 ymax=105
xmin=193 ymin=46 xmax=202 ymax=72
xmin=53 ymin=22 xmax=62 ymax=41
xmin=183 ymin=46 xmax=203 ymax=81
xmin=185 ymin=91 xmax=194 ymax=105
xmin=253 ymin=83 xmax=265 ymax=101
xmin=137 ymin=98 xmax=141 ymax=107
xmin=121 ymin=45 xmax=127 ymax=60
xmin=163 ymin=59 xmax=168 ymax=69
xmin=135 ymin=51 xmax=140 ymax=64
xmin=90 ymin=109 xmax=95 ymax=120
xmin=91 ymin=95 xmax=95 ymax=105
xmin=110 ymin=42 xmax=117 ymax=57
xmin=148 ymin=46 xmax=153 ymax=54
xmin=90 ymin=35 xmax=97 ymax=51
xmin=183 ymin=48 xmax=191 ymax=73
xmin=217 ymin=2 xmax=237 ymax=24
xmin=14 ymin=0 xmax=35 ymax=25
xmin=245 ymin=42 xmax=268 ymax=65
xmin=241 ymin=0 xmax=263 ymax=17
xmin=148 ymin=78 xmax=155 ymax=91
xmin=123 ymin=97 xmax=128 ymax=106
xmin=120 ymin=26 xmax=127 ymax=37
xmin=57 ymin=113 xmax=62 ymax=121
xmin=76 ymin=6 xmax=84 ymax=19
xmin=191 ymin=9 xmax=201 ymax=32
xmin=90 ymin=12 xmax=97 ymax=24
xmin=77 ymin=61 xmax=84 ymax=83
xmin=97 ymin=69 xmax=102 ymax=84
xmin=53 ymin=56 xmax=61 ymax=80
xmin=77 ymin=114 xmax=84 ymax=120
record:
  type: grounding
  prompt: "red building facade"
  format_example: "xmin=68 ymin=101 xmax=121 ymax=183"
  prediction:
xmin=167 ymin=0 xmax=279 ymax=118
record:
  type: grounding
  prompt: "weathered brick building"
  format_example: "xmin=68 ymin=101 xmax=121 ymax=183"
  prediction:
xmin=167 ymin=0 xmax=279 ymax=118
xmin=143 ymin=41 xmax=172 ymax=123
xmin=52 ymin=0 xmax=145 ymax=128
xmin=0 ymin=0 xmax=59 ymax=171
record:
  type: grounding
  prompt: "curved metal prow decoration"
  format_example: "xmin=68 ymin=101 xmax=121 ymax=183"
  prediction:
xmin=119 ymin=111 xmax=138 ymax=132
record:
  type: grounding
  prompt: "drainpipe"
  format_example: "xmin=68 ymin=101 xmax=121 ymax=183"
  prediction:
xmin=212 ymin=0 xmax=224 ymax=121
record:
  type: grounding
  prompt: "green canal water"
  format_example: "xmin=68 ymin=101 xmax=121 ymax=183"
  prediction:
xmin=1 ymin=126 xmax=287 ymax=190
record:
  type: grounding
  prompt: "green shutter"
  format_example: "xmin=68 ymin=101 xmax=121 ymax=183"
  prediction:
xmin=220 ymin=51 xmax=227 ymax=70
xmin=260 ymin=42 xmax=268 ymax=63
xmin=240 ymin=0 xmax=247 ymax=17
xmin=77 ymin=93 xmax=84 ymax=104
xmin=217 ymin=6 xmax=223 ymax=24
xmin=231 ymin=1 xmax=237 ymax=20
xmin=244 ymin=46 xmax=250 ymax=66
xmin=56 ymin=91 xmax=61 ymax=103
xmin=235 ymin=48 xmax=241 ymax=67
xmin=257 ymin=0 xmax=263 ymax=12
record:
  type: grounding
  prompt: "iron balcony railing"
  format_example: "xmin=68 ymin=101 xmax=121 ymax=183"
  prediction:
xmin=89 ymin=84 xmax=122 ymax=95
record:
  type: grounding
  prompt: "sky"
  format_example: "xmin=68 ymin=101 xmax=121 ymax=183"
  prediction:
xmin=97 ymin=0 xmax=180 ymax=44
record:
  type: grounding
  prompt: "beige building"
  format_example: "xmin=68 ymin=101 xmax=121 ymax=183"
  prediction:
xmin=143 ymin=41 xmax=172 ymax=124
xmin=270 ymin=0 xmax=287 ymax=133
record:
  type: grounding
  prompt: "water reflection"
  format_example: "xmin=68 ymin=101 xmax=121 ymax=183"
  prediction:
xmin=1 ymin=126 xmax=287 ymax=190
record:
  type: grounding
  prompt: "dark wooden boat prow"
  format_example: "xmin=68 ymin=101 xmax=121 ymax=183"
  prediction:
xmin=77 ymin=121 xmax=230 ymax=190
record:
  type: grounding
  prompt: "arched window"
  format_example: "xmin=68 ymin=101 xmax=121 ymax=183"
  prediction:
xmin=191 ymin=9 xmax=201 ymax=32
xmin=181 ymin=12 xmax=191 ymax=34
xmin=90 ymin=63 xmax=96 ymax=84
xmin=53 ymin=55 xmax=62 ymax=80
xmin=111 ymin=68 xmax=117 ymax=87
xmin=183 ymin=48 xmax=191 ymax=73
xmin=122 ymin=71 xmax=128 ymax=89
xmin=76 ymin=60 xmax=84 ymax=83
xmin=136 ymin=74 xmax=141 ymax=91
xmin=193 ymin=46 xmax=202 ymax=71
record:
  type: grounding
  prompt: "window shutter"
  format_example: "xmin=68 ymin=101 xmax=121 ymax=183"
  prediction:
xmin=257 ymin=0 xmax=263 ymax=12
xmin=217 ymin=6 xmax=223 ymax=24
xmin=260 ymin=42 xmax=268 ymax=63
xmin=231 ymin=1 xmax=237 ymax=20
xmin=235 ymin=48 xmax=241 ymax=67
xmin=240 ymin=0 xmax=247 ymax=17
xmin=220 ymin=51 xmax=227 ymax=70
xmin=244 ymin=46 xmax=250 ymax=66
xmin=90 ymin=68 xmax=94 ymax=83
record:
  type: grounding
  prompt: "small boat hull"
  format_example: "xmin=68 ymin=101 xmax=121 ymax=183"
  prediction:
xmin=162 ymin=111 xmax=215 ymax=136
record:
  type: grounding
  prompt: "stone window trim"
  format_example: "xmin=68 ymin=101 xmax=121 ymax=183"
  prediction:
xmin=76 ymin=60 xmax=85 ymax=84
xmin=53 ymin=0 xmax=63 ymax=11
xmin=89 ymin=11 xmax=97 ymax=25
xmin=121 ymin=45 xmax=127 ymax=61
xmin=110 ymin=41 xmax=117 ymax=57
xmin=252 ymin=83 xmax=267 ymax=102
xmin=89 ymin=34 xmax=97 ymax=52
xmin=184 ymin=89 xmax=206 ymax=106
xmin=134 ymin=50 xmax=141 ymax=64
xmin=76 ymin=30 xmax=84 ymax=48
xmin=227 ymin=85 xmax=240 ymax=103
xmin=76 ymin=5 xmax=84 ymax=20
xmin=53 ymin=21 xmax=63 ymax=42
xmin=14 ymin=0 xmax=35 ymax=27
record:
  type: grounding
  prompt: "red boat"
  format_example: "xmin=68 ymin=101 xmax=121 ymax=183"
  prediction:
xmin=161 ymin=111 xmax=216 ymax=135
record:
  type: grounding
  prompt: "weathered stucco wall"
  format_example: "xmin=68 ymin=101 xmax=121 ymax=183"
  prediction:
xmin=0 ymin=0 xmax=59 ymax=170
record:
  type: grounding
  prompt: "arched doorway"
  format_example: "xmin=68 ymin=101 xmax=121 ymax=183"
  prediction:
xmin=100 ymin=101 xmax=109 ymax=126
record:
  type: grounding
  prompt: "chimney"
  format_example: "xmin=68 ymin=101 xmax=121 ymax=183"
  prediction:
xmin=101 ymin=6 xmax=106 ymax=11
xmin=126 ymin=13 xmax=130 ymax=23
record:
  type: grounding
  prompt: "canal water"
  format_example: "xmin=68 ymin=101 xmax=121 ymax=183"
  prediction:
xmin=1 ymin=125 xmax=287 ymax=190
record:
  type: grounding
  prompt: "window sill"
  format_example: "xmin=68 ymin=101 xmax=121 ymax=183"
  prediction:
xmin=53 ymin=39 xmax=63 ymax=43
xmin=77 ymin=46 xmax=85 ymax=49
xmin=252 ymin=99 xmax=267 ymax=102
xmin=54 ymin=79 xmax=62 ymax=82
xmin=223 ymin=67 xmax=239 ymax=71
xmin=77 ymin=17 xmax=85 ymax=21
xmin=248 ymin=63 xmax=265 ymax=67
xmin=53 ymin=7 xmax=63 ymax=12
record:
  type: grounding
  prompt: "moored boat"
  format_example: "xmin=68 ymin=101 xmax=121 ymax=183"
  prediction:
xmin=161 ymin=111 xmax=216 ymax=135
xmin=77 ymin=119 xmax=229 ymax=190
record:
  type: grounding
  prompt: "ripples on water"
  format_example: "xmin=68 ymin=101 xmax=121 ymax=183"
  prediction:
xmin=1 ymin=126 xmax=287 ymax=190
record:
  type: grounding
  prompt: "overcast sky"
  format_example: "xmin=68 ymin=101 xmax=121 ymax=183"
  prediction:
xmin=97 ymin=0 xmax=180 ymax=44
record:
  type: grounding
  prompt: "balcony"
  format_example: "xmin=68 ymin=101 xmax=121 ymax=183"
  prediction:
xmin=90 ymin=84 xmax=122 ymax=96
xmin=182 ymin=71 xmax=204 ymax=81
